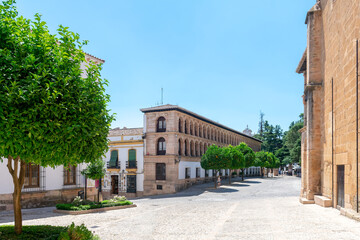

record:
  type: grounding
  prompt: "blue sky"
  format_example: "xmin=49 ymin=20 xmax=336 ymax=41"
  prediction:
xmin=17 ymin=0 xmax=314 ymax=133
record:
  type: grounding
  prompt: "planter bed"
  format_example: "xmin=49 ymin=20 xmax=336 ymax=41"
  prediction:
xmin=53 ymin=203 xmax=137 ymax=215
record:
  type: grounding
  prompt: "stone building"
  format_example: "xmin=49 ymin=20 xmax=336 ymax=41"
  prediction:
xmin=0 ymin=53 xmax=103 ymax=211
xmin=140 ymin=104 xmax=262 ymax=196
xmin=102 ymin=127 xmax=144 ymax=198
xmin=296 ymin=0 xmax=360 ymax=213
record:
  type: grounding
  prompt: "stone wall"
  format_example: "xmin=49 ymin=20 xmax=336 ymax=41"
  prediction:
xmin=0 ymin=187 xmax=97 ymax=209
xmin=298 ymin=0 xmax=360 ymax=211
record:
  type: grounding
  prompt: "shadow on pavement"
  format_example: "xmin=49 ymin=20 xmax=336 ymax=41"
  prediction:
xmin=228 ymin=183 xmax=250 ymax=187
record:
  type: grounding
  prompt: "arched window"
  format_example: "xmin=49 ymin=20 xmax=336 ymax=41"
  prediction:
xmin=178 ymin=139 xmax=182 ymax=156
xmin=195 ymin=142 xmax=198 ymax=156
xmin=195 ymin=123 xmax=198 ymax=136
xmin=157 ymin=117 xmax=166 ymax=132
xmin=190 ymin=122 xmax=193 ymax=135
xmin=185 ymin=140 xmax=188 ymax=156
xmin=178 ymin=119 xmax=182 ymax=133
xmin=191 ymin=141 xmax=194 ymax=156
xmin=184 ymin=120 xmax=188 ymax=134
xmin=157 ymin=137 xmax=166 ymax=155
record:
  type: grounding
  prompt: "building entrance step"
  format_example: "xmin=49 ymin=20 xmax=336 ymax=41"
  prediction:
xmin=299 ymin=197 xmax=315 ymax=204
xmin=314 ymin=195 xmax=332 ymax=207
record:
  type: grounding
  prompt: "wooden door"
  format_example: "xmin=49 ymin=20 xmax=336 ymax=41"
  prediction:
xmin=111 ymin=175 xmax=119 ymax=195
xmin=337 ymin=165 xmax=345 ymax=208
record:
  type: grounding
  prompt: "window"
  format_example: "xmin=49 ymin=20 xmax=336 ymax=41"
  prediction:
xmin=24 ymin=163 xmax=39 ymax=188
xmin=157 ymin=117 xmax=166 ymax=132
xmin=156 ymin=163 xmax=166 ymax=180
xmin=157 ymin=137 xmax=166 ymax=155
xmin=184 ymin=121 xmax=187 ymax=134
xmin=185 ymin=168 xmax=191 ymax=179
xmin=178 ymin=139 xmax=182 ymax=156
xmin=128 ymin=149 xmax=137 ymax=168
xmin=219 ymin=170 xmax=223 ymax=176
xmin=179 ymin=119 xmax=182 ymax=133
xmin=196 ymin=168 xmax=200 ymax=178
xmin=185 ymin=140 xmax=188 ymax=156
xmin=157 ymin=185 xmax=163 ymax=190
xmin=109 ymin=150 xmax=119 ymax=168
xmin=205 ymin=170 xmax=209 ymax=177
xmin=64 ymin=165 xmax=76 ymax=185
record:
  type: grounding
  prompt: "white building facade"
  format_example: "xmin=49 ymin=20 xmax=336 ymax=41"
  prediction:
xmin=102 ymin=127 xmax=144 ymax=198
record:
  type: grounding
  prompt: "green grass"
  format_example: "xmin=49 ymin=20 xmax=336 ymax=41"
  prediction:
xmin=56 ymin=200 xmax=133 ymax=211
xmin=0 ymin=225 xmax=66 ymax=240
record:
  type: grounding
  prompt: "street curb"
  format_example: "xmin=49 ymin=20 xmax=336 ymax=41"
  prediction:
xmin=53 ymin=204 xmax=137 ymax=215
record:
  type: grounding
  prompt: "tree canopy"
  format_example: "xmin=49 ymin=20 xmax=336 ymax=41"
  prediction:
xmin=254 ymin=112 xmax=303 ymax=166
xmin=0 ymin=0 xmax=114 ymax=234
xmin=81 ymin=159 xmax=106 ymax=180
xmin=0 ymin=0 xmax=113 ymax=168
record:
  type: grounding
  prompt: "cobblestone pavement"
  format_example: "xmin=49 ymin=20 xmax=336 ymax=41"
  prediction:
xmin=1 ymin=176 xmax=360 ymax=240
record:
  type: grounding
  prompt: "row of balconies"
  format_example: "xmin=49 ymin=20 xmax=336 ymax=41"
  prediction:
xmin=107 ymin=161 xmax=137 ymax=169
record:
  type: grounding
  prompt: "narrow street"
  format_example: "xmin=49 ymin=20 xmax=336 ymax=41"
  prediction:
xmin=1 ymin=176 xmax=359 ymax=240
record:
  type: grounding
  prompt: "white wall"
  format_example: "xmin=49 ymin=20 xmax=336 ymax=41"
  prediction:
xmin=0 ymin=160 xmax=87 ymax=195
xmin=178 ymin=161 xmax=202 ymax=179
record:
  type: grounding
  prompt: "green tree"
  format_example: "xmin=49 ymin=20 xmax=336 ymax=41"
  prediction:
xmin=81 ymin=159 xmax=106 ymax=201
xmin=254 ymin=151 xmax=268 ymax=177
xmin=224 ymin=145 xmax=244 ymax=185
xmin=283 ymin=120 xmax=303 ymax=164
xmin=201 ymin=145 xmax=231 ymax=188
xmin=0 ymin=1 xmax=113 ymax=234
xmin=267 ymin=152 xmax=280 ymax=177
xmin=236 ymin=142 xmax=255 ymax=181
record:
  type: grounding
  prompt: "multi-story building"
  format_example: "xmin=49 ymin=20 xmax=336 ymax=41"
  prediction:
xmin=102 ymin=127 xmax=144 ymax=198
xmin=0 ymin=53 xmax=104 ymax=211
xmin=296 ymin=0 xmax=360 ymax=214
xmin=140 ymin=104 xmax=262 ymax=196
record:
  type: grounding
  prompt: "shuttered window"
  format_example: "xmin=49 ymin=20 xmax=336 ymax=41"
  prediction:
xmin=156 ymin=163 xmax=166 ymax=180
xmin=129 ymin=149 xmax=136 ymax=161
xmin=109 ymin=150 xmax=118 ymax=168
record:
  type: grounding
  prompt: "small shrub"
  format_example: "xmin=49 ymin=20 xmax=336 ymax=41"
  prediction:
xmin=58 ymin=223 xmax=100 ymax=240
xmin=0 ymin=225 xmax=66 ymax=239
xmin=112 ymin=195 xmax=127 ymax=202
xmin=72 ymin=196 xmax=83 ymax=207
xmin=82 ymin=199 xmax=95 ymax=205
xmin=56 ymin=204 xmax=73 ymax=210
xmin=89 ymin=204 xmax=102 ymax=209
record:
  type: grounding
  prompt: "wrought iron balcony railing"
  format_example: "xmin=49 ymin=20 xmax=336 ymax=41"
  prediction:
xmin=107 ymin=161 xmax=120 ymax=169
xmin=126 ymin=161 xmax=137 ymax=169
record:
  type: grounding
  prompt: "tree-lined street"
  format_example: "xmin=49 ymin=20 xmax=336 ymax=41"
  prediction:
xmin=1 ymin=176 xmax=359 ymax=240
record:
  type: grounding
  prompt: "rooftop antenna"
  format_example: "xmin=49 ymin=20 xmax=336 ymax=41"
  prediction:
xmin=161 ymin=87 xmax=163 ymax=105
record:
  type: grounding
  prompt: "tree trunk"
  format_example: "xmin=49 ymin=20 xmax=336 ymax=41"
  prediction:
xmin=214 ymin=170 xmax=217 ymax=189
xmin=84 ymin=176 xmax=87 ymax=200
xmin=7 ymin=156 xmax=26 ymax=235
xmin=241 ymin=168 xmax=244 ymax=181
xmin=261 ymin=167 xmax=264 ymax=178
xmin=229 ymin=170 xmax=231 ymax=185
